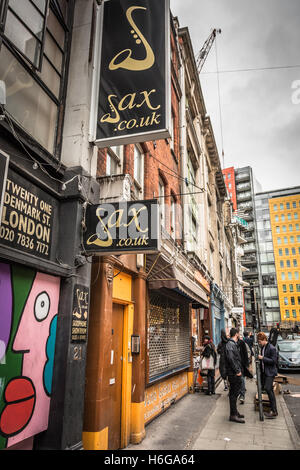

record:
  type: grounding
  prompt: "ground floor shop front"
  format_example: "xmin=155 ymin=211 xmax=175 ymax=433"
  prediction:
xmin=82 ymin=250 xmax=210 ymax=450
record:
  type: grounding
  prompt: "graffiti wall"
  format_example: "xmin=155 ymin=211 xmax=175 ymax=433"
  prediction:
xmin=144 ymin=372 xmax=188 ymax=424
xmin=0 ymin=262 xmax=60 ymax=449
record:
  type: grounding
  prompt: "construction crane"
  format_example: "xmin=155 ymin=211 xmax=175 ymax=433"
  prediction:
xmin=195 ymin=28 xmax=222 ymax=74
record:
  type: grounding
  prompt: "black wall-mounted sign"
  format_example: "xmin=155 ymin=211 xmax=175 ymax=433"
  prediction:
xmin=94 ymin=0 xmax=171 ymax=147
xmin=71 ymin=285 xmax=89 ymax=343
xmin=0 ymin=169 xmax=58 ymax=260
xmin=83 ymin=199 xmax=160 ymax=255
xmin=0 ymin=149 xmax=9 ymax=226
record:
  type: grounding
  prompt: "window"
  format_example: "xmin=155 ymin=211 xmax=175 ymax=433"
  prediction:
xmin=281 ymin=272 xmax=286 ymax=281
xmin=284 ymin=236 xmax=288 ymax=244
xmin=280 ymin=203 xmax=284 ymax=210
xmin=281 ymin=214 xmax=285 ymax=222
xmin=288 ymin=272 xmax=292 ymax=280
xmin=289 ymin=284 xmax=294 ymax=292
xmin=291 ymin=297 xmax=295 ymax=306
xmin=286 ymin=260 xmax=290 ymax=268
xmin=295 ymin=272 xmax=299 ymax=280
xmin=170 ymin=112 xmax=175 ymax=151
xmin=295 ymin=213 xmax=299 ymax=220
xmin=282 ymin=225 xmax=286 ymax=232
xmin=0 ymin=1 xmax=72 ymax=155
xmin=279 ymin=248 xmax=283 ymax=256
xmin=294 ymin=259 xmax=298 ymax=267
xmin=285 ymin=248 xmax=289 ymax=255
xmin=280 ymin=261 xmax=284 ymax=268
xmin=292 ymin=247 xmax=296 ymax=255
xmin=273 ymin=204 xmax=278 ymax=211
xmin=106 ymin=146 xmax=122 ymax=175
xmin=275 ymin=215 xmax=279 ymax=222
xmin=285 ymin=310 xmax=290 ymax=318
xmin=228 ymin=173 xmax=231 ymax=179
xmin=288 ymin=213 xmax=292 ymax=221
xmin=284 ymin=297 xmax=288 ymax=305
xmin=276 ymin=226 xmax=280 ymax=233
xmin=283 ymin=285 xmax=287 ymax=292
xmin=170 ymin=196 xmax=176 ymax=238
xmin=293 ymin=201 xmax=297 ymax=208
xmin=277 ymin=237 xmax=282 ymax=244
xmin=297 ymin=235 xmax=300 ymax=242
xmin=298 ymin=297 xmax=300 ymax=305
xmin=297 ymin=284 xmax=300 ymax=292
xmin=296 ymin=224 xmax=299 ymax=231
xmin=286 ymin=202 xmax=290 ymax=209
xmin=292 ymin=310 xmax=297 ymax=318
xmin=1 ymin=0 xmax=49 ymax=71
xmin=158 ymin=177 xmax=165 ymax=228
xmin=134 ymin=145 xmax=144 ymax=191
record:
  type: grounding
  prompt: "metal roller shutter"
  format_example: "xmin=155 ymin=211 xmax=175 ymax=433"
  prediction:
xmin=148 ymin=292 xmax=190 ymax=383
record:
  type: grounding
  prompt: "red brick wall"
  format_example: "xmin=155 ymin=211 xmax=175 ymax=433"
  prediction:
xmin=222 ymin=167 xmax=237 ymax=211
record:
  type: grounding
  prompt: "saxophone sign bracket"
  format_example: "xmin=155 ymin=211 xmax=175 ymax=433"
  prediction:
xmin=93 ymin=0 xmax=171 ymax=148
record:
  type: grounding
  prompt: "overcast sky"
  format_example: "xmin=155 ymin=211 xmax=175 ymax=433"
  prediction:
xmin=170 ymin=0 xmax=300 ymax=192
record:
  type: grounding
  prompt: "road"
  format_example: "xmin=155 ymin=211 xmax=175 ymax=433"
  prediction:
xmin=279 ymin=371 xmax=300 ymax=437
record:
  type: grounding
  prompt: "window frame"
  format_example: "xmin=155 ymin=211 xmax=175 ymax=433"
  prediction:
xmin=0 ymin=0 xmax=50 ymax=72
xmin=0 ymin=0 xmax=74 ymax=160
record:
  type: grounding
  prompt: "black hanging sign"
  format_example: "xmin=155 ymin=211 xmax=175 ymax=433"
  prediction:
xmin=94 ymin=0 xmax=171 ymax=147
xmin=83 ymin=199 xmax=160 ymax=255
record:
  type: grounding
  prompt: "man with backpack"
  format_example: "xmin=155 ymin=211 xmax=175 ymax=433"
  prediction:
xmin=257 ymin=331 xmax=278 ymax=419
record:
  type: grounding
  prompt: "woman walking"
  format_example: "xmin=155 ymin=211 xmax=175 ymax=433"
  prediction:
xmin=201 ymin=336 xmax=217 ymax=395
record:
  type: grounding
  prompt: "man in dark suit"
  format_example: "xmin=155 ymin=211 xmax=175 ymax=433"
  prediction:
xmin=225 ymin=328 xmax=245 ymax=423
xmin=257 ymin=332 xmax=278 ymax=419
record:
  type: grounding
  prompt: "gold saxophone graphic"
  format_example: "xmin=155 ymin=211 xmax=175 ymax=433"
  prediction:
xmin=109 ymin=6 xmax=155 ymax=72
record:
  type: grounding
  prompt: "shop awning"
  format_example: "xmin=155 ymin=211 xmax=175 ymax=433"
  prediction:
xmin=146 ymin=253 xmax=209 ymax=308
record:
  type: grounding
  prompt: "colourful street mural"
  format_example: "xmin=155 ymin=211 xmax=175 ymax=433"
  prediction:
xmin=0 ymin=262 xmax=60 ymax=449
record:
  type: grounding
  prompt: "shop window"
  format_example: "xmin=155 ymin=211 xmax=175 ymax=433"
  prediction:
xmin=148 ymin=292 xmax=190 ymax=383
xmin=0 ymin=0 xmax=73 ymax=156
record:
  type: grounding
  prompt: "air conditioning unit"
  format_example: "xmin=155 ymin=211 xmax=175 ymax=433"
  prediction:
xmin=98 ymin=174 xmax=132 ymax=203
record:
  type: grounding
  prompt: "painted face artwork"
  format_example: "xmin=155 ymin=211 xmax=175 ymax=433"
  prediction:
xmin=0 ymin=263 xmax=60 ymax=449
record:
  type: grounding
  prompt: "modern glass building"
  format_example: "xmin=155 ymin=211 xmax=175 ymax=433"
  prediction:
xmin=256 ymin=186 xmax=300 ymax=326
xmin=235 ymin=167 xmax=262 ymax=326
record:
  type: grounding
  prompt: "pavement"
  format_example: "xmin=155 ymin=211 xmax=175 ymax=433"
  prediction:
xmin=192 ymin=377 xmax=300 ymax=450
xmin=126 ymin=375 xmax=300 ymax=451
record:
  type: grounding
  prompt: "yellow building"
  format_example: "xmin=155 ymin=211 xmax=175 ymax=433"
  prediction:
xmin=269 ymin=194 xmax=300 ymax=322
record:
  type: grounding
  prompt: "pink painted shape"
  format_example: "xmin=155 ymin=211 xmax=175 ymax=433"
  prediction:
xmin=7 ymin=272 xmax=60 ymax=447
